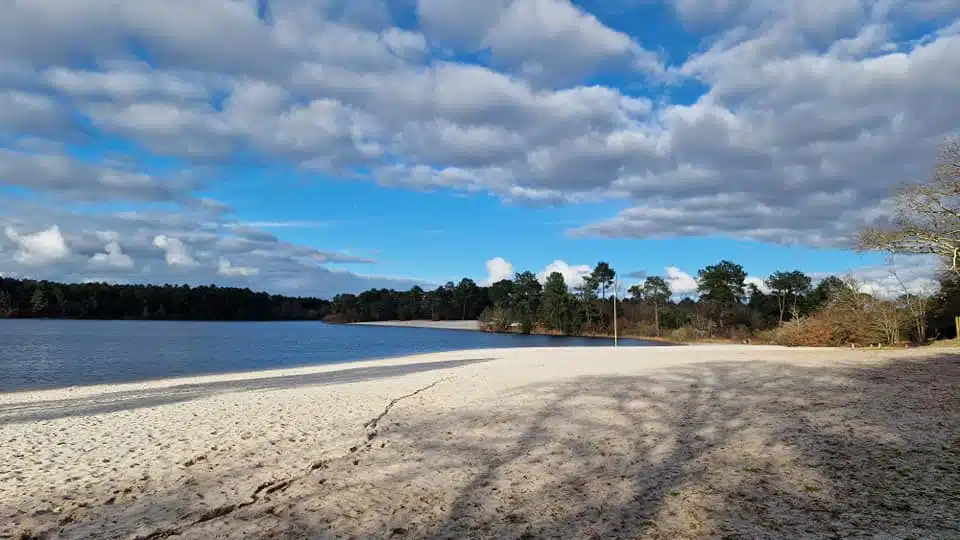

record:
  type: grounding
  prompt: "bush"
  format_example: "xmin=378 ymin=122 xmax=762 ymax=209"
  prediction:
xmin=769 ymin=316 xmax=835 ymax=347
xmin=669 ymin=326 xmax=698 ymax=342
xmin=630 ymin=321 xmax=659 ymax=337
xmin=478 ymin=306 xmax=512 ymax=332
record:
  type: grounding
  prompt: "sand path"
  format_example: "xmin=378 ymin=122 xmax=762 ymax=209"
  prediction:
xmin=1 ymin=345 xmax=957 ymax=539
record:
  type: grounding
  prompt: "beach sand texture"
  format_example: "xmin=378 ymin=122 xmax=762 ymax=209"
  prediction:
xmin=1 ymin=345 xmax=958 ymax=539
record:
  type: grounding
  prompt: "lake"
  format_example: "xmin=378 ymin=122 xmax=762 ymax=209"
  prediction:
xmin=0 ymin=319 xmax=664 ymax=392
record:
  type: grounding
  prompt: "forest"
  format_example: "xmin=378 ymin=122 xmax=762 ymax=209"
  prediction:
xmin=325 ymin=260 xmax=960 ymax=346
xmin=1 ymin=260 xmax=958 ymax=346
xmin=0 ymin=278 xmax=331 ymax=321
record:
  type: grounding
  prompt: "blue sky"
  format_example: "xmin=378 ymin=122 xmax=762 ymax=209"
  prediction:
xmin=1 ymin=0 xmax=958 ymax=297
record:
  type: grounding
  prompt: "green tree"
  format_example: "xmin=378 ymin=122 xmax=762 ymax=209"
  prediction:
xmin=539 ymin=272 xmax=568 ymax=331
xmin=488 ymin=279 xmax=515 ymax=309
xmin=31 ymin=286 xmax=48 ymax=316
xmin=697 ymin=260 xmax=747 ymax=331
xmin=575 ymin=277 xmax=600 ymax=333
xmin=591 ymin=262 xmax=616 ymax=300
xmin=51 ymin=286 xmax=66 ymax=317
xmin=806 ymin=275 xmax=847 ymax=312
xmin=641 ymin=276 xmax=671 ymax=337
xmin=0 ymin=290 xmax=13 ymax=317
xmin=765 ymin=270 xmax=813 ymax=324
xmin=454 ymin=278 xmax=480 ymax=320
xmin=512 ymin=271 xmax=542 ymax=334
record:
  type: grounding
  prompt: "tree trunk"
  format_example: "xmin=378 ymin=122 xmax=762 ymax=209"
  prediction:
xmin=654 ymin=300 xmax=661 ymax=337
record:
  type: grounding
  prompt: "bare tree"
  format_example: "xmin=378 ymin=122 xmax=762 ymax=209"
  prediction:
xmin=860 ymin=137 xmax=960 ymax=274
xmin=828 ymin=276 xmax=903 ymax=345
xmin=890 ymin=270 xmax=930 ymax=343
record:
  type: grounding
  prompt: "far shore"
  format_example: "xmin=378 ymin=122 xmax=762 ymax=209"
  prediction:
xmin=350 ymin=319 xmax=482 ymax=331
xmin=351 ymin=319 xmax=685 ymax=343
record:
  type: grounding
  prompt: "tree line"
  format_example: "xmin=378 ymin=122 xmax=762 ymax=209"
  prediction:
xmin=0 ymin=278 xmax=331 ymax=321
xmin=325 ymin=260 xmax=960 ymax=345
xmin=5 ymin=258 xmax=956 ymax=346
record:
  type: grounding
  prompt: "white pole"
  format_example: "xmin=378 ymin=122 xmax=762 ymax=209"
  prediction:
xmin=613 ymin=277 xmax=618 ymax=347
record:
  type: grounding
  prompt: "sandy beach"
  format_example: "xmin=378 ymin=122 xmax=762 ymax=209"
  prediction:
xmin=2 ymin=345 xmax=958 ymax=539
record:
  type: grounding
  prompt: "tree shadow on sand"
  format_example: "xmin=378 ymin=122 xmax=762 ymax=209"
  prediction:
xmin=44 ymin=352 xmax=960 ymax=540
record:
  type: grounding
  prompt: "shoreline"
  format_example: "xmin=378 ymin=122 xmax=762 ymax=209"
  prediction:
xmin=350 ymin=319 xmax=686 ymax=344
xmin=3 ymin=345 xmax=956 ymax=539
xmin=350 ymin=320 xmax=483 ymax=331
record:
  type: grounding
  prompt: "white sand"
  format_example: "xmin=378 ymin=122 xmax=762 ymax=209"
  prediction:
xmin=1 ymin=345 xmax=957 ymax=539
xmin=352 ymin=319 xmax=482 ymax=331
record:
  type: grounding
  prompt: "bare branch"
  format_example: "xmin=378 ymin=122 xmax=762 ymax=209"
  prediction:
xmin=858 ymin=136 xmax=960 ymax=276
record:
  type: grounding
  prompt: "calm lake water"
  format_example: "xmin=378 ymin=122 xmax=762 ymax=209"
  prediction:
xmin=0 ymin=319 xmax=663 ymax=392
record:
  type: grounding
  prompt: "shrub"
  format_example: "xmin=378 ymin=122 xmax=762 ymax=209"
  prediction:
xmin=770 ymin=316 xmax=835 ymax=347
xmin=669 ymin=326 xmax=698 ymax=342
xmin=630 ymin=321 xmax=659 ymax=337
xmin=479 ymin=306 xmax=512 ymax=333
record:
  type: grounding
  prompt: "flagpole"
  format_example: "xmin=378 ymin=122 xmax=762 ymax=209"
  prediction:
xmin=613 ymin=277 xmax=618 ymax=347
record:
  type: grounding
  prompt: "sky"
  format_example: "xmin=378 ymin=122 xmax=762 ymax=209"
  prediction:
xmin=1 ymin=0 xmax=959 ymax=298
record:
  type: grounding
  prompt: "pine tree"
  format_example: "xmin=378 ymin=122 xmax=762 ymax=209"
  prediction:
xmin=0 ymin=290 xmax=13 ymax=317
xmin=31 ymin=287 xmax=48 ymax=316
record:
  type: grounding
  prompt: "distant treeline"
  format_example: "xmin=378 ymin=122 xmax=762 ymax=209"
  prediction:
xmin=0 ymin=278 xmax=331 ymax=321
xmin=326 ymin=260 xmax=846 ymax=338
xmin=327 ymin=260 xmax=960 ymax=345
xmin=4 ymin=259 xmax=959 ymax=345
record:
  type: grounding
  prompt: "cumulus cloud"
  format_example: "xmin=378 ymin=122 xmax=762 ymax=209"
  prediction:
xmin=665 ymin=266 xmax=698 ymax=295
xmin=745 ymin=276 xmax=771 ymax=294
xmin=418 ymin=0 xmax=660 ymax=84
xmin=538 ymin=260 xmax=593 ymax=288
xmin=1 ymin=0 xmax=958 ymax=295
xmin=484 ymin=257 xmax=515 ymax=285
xmin=90 ymin=240 xmax=134 ymax=269
xmin=218 ymin=257 xmax=259 ymax=277
xmin=814 ymin=254 xmax=941 ymax=297
xmin=4 ymin=225 xmax=71 ymax=265
xmin=0 ymin=203 xmax=421 ymax=297
xmin=152 ymin=235 xmax=197 ymax=267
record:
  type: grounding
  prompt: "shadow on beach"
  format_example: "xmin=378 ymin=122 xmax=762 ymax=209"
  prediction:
xmin=39 ymin=351 xmax=960 ymax=539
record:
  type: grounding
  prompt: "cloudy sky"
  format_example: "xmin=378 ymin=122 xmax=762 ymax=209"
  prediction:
xmin=1 ymin=0 xmax=958 ymax=298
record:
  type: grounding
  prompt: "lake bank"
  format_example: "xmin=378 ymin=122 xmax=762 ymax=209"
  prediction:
xmin=351 ymin=319 xmax=482 ymax=331
xmin=3 ymin=345 xmax=957 ymax=539
xmin=351 ymin=319 xmax=686 ymax=344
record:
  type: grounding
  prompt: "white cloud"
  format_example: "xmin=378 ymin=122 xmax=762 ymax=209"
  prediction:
xmin=817 ymin=254 xmax=941 ymax=298
xmin=152 ymin=235 xmax=196 ymax=267
xmin=0 ymin=0 xmax=958 ymax=296
xmin=745 ymin=275 xmax=771 ymax=294
xmin=484 ymin=256 xmax=515 ymax=285
xmin=90 ymin=240 xmax=134 ymax=269
xmin=665 ymin=266 xmax=698 ymax=295
xmin=538 ymin=259 xmax=592 ymax=288
xmin=418 ymin=0 xmax=659 ymax=84
xmin=4 ymin=225 xmax=70 ymax=265
xmin=218 ymin=257 xmax=259 ymax=277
